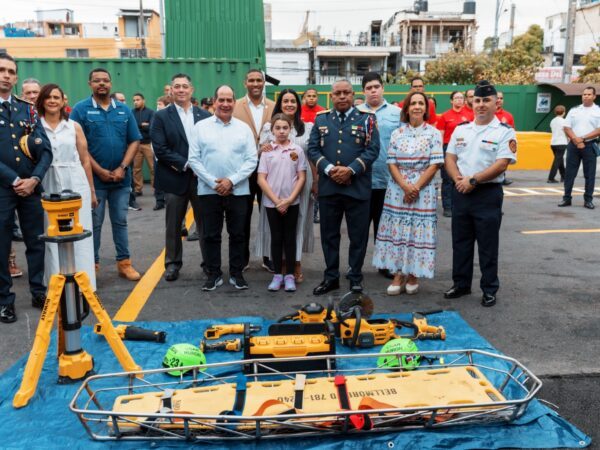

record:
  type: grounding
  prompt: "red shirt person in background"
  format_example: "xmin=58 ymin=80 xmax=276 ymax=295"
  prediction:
xmin=462 ymin=88 xmax=475 ymax=119
xmin=300 ymin=88 xmax=324 ymax=123
xmin=436 ymin=91 xmax=472 ymax=217
xmin=494 ymin=91 xmax=515 ymax=185
xmin=396 ymin=76 xmax=437 ymax=125
xmin=495 ymin=91 xmax=515 ymax=128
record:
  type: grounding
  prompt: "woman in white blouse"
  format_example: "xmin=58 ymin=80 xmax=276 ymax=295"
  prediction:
xmin=548 ymin=105 xmax=567 ymax=183
xmin=36 ymin=83 xmax=97 ymax=288
xmin=257 ymin=89 xmax=316 ymax=282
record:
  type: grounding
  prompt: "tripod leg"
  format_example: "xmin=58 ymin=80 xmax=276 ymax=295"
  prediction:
xmin=74 ymin=271 xmax=142 ymax=375
xmin=13 ymin=275 xmax=66 ymax=408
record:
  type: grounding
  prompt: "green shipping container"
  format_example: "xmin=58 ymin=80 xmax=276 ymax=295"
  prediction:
xmin=267 ymin=84 xmax=584 ymax=132
xmin=164 ymin=0 xmax=266 ymax=67
xmin=15 ymin=58 xmax=254 ymax=106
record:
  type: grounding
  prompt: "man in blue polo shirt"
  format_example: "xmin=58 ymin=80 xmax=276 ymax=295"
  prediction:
xmin=70 ymin=68 xmax=142 ymax=281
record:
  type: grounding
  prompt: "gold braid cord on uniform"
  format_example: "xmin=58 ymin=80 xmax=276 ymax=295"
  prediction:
xmin=19 ymin=135 xmax=34 ymax=161
xmin=316 ymin=156 xmax=326 ymax=170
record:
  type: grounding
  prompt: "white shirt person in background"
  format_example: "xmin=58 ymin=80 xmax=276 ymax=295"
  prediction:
xmin=547 ymin=105 xmax=568 ymax=183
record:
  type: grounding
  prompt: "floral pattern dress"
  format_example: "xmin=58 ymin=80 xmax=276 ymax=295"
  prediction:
xmin=373 ymin=122 xmax=443 ymax=278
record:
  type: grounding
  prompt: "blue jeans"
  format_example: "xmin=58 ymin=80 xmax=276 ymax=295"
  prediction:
xmin=93 ymin=187 xmax=131 ymax=263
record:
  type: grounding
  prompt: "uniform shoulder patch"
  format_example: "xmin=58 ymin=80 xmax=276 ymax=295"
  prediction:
xmin=316 ymin=109 xmax=330 ymax=115
xmin=499 ymin=122 xmax=512 ymax=128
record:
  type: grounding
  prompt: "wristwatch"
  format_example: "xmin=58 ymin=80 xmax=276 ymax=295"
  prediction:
xmin=469 ymin=177 xmax=478 ymax=186
xmin=119 ymin=164 xmax=128 ymax=171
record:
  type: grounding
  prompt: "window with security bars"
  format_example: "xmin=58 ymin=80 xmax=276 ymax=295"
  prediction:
xmin=66 ymin=48 xmax=89 ymax=58
xmin=119 ymin=48 xmax=147 ymax=58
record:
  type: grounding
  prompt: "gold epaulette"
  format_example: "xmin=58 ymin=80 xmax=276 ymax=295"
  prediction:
xmin=15 ymin=96 xmax=34 ymax=105
xmin=316 ymin=109 xmax=330 ymax=115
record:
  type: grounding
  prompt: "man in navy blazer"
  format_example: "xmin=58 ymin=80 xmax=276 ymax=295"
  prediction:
xmin=150 ymin=73 xmax=210 ymax=282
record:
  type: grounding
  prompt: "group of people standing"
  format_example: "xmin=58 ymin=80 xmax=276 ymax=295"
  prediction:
xmin=8 ymin=47 xmax=598 ymax=325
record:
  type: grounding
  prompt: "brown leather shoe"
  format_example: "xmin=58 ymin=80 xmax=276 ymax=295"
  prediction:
xmin=9 ymin=256 xmax=23 ymax=278
xmin=117 ymin=259 xmax=141 ymax=281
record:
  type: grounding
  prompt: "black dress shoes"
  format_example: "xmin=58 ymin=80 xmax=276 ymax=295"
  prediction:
xmin=378 ymin=269 xmax=394 ymax=280
xmin=12 ymin=229 xmax=24 ymax=242
xmin=31 ymin=293 xmax=46 ymax=309
xmin=164 ymin=268 xmax=179 ymax=282
xmin=350 ymin=281 xmax=363 ymax=292
xmin=153 ymin=203 xmax=165 ymax=211
xmin=443 ymin=286 xmax=471 ymax=299
xmin=481 ymin=293 xmax=497 ymax=307
xmin=0 ymin=304 xmax=16 ymax=323
xmin=187 ymin=231 xmax=200 ymax=241
xmin=584 ymin=201 xmax=595 ymax=210
xmin=558 ymin=200 xmax=571 ymax=207
xmin=313 ymin=279 xmax=339 ymax=296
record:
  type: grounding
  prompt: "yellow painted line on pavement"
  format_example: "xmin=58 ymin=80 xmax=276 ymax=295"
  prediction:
xmin=113 ymin=208 xmax=195 ymax=322
xmin=522 ymin=229 xmax=600 ymax=235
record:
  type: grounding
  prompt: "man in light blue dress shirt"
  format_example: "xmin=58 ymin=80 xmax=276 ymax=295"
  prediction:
xmin=358 ymin=72 xmax=401 ymax=280
xmin=188 ymin=85 xmax=257 ymax=291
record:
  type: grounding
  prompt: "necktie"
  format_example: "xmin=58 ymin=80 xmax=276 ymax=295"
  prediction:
xmin=2 ymin=101 xmax=10 ymax=119
xmin=339 ymin=112 xmax=346 ymax=124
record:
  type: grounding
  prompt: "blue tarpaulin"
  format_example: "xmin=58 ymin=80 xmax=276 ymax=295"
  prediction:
xmin=0 ymin=311 xmax=591 ymax=449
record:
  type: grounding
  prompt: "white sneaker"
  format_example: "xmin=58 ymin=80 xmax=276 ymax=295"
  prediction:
xmin=405 ymin=283 xmax=419 ymax=295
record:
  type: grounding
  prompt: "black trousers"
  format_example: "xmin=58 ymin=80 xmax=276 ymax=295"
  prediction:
xmin=451 ymin=184 xmax=503 ymax=295
xmin=265 ymin=205 xmax=299 ymax=275
xmin=200 ymin=194 xmax=248 ymax=277
xmin=563 ymin=142 xmax=597 ymax=203
xmin=164 ymin=177 xmax=205 ymax=270
xmin=0 ymin=188 xmax=45 ymax=305
xmin=243 ymin=168 xmax=263 ymax=266
xmin=548 ymin=145 xmax=566 ymax=181
xmin=440 ymin=144 xmax=453 ymax=210
xmin=319 ymin=194 xmax=370 ymax=283
xmin=369 ymin=188 xmax=386 ymax=243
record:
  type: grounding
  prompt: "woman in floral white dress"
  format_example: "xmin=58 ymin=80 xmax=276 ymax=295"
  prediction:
xmin=373 ymin=91 xmax=443 ymax=295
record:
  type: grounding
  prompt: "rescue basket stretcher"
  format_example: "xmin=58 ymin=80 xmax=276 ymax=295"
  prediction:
xmin=69 ymin=349 xmax=542 ymax=442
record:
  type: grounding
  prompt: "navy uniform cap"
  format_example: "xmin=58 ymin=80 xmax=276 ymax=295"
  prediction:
xmin=474 ymin=81 xmax=497 ymax=97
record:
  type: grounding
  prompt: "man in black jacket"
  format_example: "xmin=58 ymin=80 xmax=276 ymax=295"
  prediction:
xmin=150 ymin=73 xmax=210 ymax=281
xmin=132 ymin=93 xmax=164 ymax=209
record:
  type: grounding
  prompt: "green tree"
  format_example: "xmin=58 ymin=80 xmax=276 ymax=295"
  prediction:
xmin=576 ymin=46 xmax=600 ymax=83
xmin=423 ymin=50 xmax=489 ymax=84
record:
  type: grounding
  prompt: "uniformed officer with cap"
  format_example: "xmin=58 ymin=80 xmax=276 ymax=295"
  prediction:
xmin=308 ymin=79 xmax=380 ymax=295
xmin=0 ymin=53 xmax=52 ymax=323
xmin=443 ymin=81 xmax=516 ymax=307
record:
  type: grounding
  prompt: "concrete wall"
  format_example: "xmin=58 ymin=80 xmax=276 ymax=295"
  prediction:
xmin=266 ymin=51 xmax=310 ymax=85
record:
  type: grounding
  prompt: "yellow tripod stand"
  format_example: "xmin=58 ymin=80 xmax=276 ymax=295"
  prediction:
xmin=13 ymin=190 xmax=141 ymax=408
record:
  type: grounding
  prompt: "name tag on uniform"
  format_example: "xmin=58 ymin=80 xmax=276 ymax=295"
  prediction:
xmin=118 ymin=111 xmax=125 ymax=115
xmin=480 ymin=140 xmax=498 ymax=152
xmin=87 ymin=111 xmax=100 ymax=115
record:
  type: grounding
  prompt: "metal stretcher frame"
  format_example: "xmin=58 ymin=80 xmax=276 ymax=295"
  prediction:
xmin=69 ymin=349 xmax=542 ymax=442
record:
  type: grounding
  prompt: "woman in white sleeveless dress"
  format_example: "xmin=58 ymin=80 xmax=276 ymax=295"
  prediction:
xmin=36 ymin=84 xmax=97 ymax=289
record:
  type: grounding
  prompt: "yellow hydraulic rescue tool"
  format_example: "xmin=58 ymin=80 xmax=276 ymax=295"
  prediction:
xmin=13 ymin=190 xmax=141 ymax=408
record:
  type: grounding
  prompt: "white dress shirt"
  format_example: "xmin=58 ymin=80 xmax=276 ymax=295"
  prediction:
xmin=246 ymin=95 xmax=265 ymax=134
xmin=187 ymin=116 xmax=258 ymax=196
xmin=564 ymin=104 xmax=600 ymax=138
xmin=174 ymin=102 xmax=195 ymax=143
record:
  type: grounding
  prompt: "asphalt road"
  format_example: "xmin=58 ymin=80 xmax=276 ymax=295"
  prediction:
xmin=1 ymin=169 xmax=598 ymax=448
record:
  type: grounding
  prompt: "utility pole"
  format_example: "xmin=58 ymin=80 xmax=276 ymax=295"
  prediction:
xmin=138 ymin=0 xmax=146 ymax=57
xmin=492 ymin=0 xmax=501 ymax=52
xmin=563 ymin=0 xmax=577 ymax=83
xmin=159 ymin=0 xmax=165 ymax=58
xmin=508 ymin=3 xmax=516 ymax=45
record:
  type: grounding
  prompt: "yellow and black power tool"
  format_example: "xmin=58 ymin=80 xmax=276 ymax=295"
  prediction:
xmin=94 ymin=324 xmax=167 ymax=343
xmin=243 ymin=322 xmax=336 ymax=374
xmin=277 ymin=292 xmax=375 ymax=324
